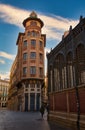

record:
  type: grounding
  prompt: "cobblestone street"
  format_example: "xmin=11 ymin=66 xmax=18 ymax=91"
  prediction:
xmin=0 ymin=109 xmax=72 ymax=130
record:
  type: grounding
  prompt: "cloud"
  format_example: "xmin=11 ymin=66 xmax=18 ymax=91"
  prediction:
xmin=0 ymin=3 xmax=78 ymax=41
xmin=0 ymin=71 xmax=10 ymax=80
xmin=44 ymin=47 xmax=51 ymax=75
xmin=0 ymin=51 xmax=15 ymax=60
xmin=0 ymin=59 xmax=5 ymax=64
xmin=0 ymin=3 xmax=79 ymax=77
xmin=0 ymin=3 xmax=30 ymax=27
xmin=41 ymin=15 xmax=78 ymax=41
xmin=44 ymin=47 xmax=51 ymax=60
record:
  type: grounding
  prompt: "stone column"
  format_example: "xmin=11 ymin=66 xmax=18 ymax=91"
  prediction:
xmin=40 ymin=84 xmax=41 ymax=107
xmin=35 ymin=93 xmax=36 ymax=110
xmin=28 ymin=84 xmax=30 ymax=111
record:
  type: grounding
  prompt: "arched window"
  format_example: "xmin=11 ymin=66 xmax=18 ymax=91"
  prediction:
xmin=28 ymin=31 xmax=30 ymax=36
xmin=31 ymin=31 xmax=37 ymax=37
xmin=23 ymin=40 xmax=27 ymax=47
xmin=76 ymin=44 xmax=85 ymax=85
xmin=30 ymin=52 xmax=36 ymax=59
xmin=31 ymin=39 xmax=36 ymax=48
xmin=66 ymin=52 xmax=73 ymax=88
xmin=54 ymin=53 xmax=65 ymax=91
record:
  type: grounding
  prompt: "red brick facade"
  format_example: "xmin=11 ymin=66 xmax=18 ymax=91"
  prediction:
xmin=47 ymin=16 xmax=85 ymax=130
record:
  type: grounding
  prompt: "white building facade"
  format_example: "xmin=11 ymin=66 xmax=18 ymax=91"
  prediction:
xmin=0 ymin=78 xmax=9 ymax=108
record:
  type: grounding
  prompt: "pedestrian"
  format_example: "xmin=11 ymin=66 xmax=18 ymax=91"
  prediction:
xmin=40 ymin=105 xmax=45 ymax=118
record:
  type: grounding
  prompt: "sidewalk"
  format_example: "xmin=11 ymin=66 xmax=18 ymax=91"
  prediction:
xmin=0 ymin=109 xmax=72 ymax=130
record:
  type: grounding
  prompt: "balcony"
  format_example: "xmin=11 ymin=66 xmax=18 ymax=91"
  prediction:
xmin=22 ymin=74 xmax=26 ymax=77
xmin=30 ymin=74 xmax=36 ymax=77
xmin=39 ymin=75 xmax=43 ymax=78
xmin=39 ymin=47 xmax=43 ymax=51
xmin=30 ymin=60 xmax=36 ymax=63
xmin=40 ymin=60 xmax=43 ymax=64
xmin=31 ymin=46 xmax=36 ymax=49
xmin=23 ymin=60 xmax=27 ymax=64
xmin=23 ymin=46 xmax=27 ymax=51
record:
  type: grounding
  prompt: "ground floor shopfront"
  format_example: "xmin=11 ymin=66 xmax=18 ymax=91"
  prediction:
xmin=24 ymin=92 xmax=41 ymax=111
xmin=8 ymin=80 xmax=42 ymax=111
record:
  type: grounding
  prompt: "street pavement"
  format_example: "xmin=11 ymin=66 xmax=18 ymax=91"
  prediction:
xmin=0 ymin=109 xmax=72 ymax=130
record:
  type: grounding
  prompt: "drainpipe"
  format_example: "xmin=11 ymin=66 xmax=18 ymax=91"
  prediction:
xmin=75 ymin=84 xmax=80 ymax=130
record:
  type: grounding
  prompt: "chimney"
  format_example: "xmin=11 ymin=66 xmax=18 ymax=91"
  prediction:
xmin=69 ymin=25 xmax=72 ymax=31
xmin=80 ymin=15 xmax=83 ymax=22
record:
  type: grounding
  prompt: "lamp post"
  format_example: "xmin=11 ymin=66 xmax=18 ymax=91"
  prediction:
xmin=75 ymin=85 xmax=80 ymax=130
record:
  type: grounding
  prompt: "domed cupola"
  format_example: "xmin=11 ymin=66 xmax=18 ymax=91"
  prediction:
xmin=30 ymin=11 xmax=37 ymax=18
xmin=23 ymin=11 xmax=44 ymax=28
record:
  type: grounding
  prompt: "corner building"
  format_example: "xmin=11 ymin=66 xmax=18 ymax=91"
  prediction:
xmin=8 ymin=11 xmax=46 ymax=111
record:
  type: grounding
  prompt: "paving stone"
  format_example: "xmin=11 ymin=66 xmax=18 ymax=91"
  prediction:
xmin=0 ymin=109 xmax=72 ymax=130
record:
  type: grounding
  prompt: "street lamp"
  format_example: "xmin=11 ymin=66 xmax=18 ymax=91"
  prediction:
xmin=75 ymin=85 xmax=80 ymax=130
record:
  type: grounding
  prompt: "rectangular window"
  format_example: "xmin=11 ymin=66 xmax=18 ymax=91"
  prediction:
xmin=39 ymin=53 xmax=43 ymax=60
xmin=23 ymin=67 xmax=27 ymax=75
xmin=31 ymin=39 xmax=36 ymax=47
xmin=30 ymin=66 xmax=36 ymax=74
xmin=39 ymin=67 xmax=43 ymax=76
xmin=31 ymin=31 xmax=36 ymax=37
xmin=23 ymin=53 xmax=28 ymax=60
xmin=23 ymin=40 xmax=27 ymax=46
xmin=39 ymin=41 xmax=42 ymax=48
xmin=28 ymin=32 xmax=30 ymax=36
xmin=30 ymin=52 xmax=36 ymax=59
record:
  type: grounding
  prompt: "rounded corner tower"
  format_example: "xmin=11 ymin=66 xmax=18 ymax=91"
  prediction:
xmin=15 ymin=11 xmax=46 ymax=111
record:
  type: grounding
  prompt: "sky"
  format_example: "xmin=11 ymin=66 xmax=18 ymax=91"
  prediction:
xmin=0 ymin=0 xmax=85 ymax=79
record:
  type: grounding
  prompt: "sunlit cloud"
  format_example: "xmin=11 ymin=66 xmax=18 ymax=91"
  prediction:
xmin=40 ymin=14 xmax=78 ymax=40
xmin=44 ymin=47 xmax=51 ymax=60
xmin=0 ymin=59 xmax=5 ymax=64
xmin=0 ymin=51 xmax=15 ymax=60
xmin=0 ymin=3 xmax=30 ymax=27
xmin=0 ymin=3 xmax=78 ymax=41
xmin=0 ymin=71 xmax=10 ymax=80
xmin=0 ymin=3 xmax=79 ymax=77
xmin=44 ymin=47 xmax=51 ymax=75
